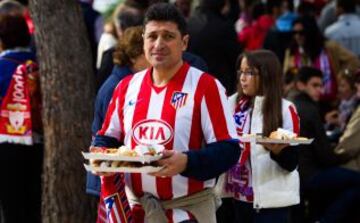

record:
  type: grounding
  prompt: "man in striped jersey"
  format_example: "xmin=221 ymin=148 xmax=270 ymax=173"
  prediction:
xmin=93 ymin=3 xmax=240 ymax=223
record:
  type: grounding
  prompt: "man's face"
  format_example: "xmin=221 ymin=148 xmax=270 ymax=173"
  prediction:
xmin=298 ymin=77 xmax=323 ymax=102
xmin=143 ymin=21 xmax=189 ymax=70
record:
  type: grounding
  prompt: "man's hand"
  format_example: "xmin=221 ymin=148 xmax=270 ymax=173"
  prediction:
xmin=259 ymin=143 xmax=289 ymax=155
xmin=149 ymin=150 xmax=188 ymax=177
xmin=90 ymin=159 xmax=116 ymax=176
xmin=325 ymin=110 xmax=339 ymax=126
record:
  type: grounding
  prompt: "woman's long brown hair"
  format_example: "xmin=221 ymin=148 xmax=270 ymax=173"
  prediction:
xmin=236 ymin=50 xmax=283 ymax=136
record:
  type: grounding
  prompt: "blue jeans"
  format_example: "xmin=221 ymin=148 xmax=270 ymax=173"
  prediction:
xmin=233 ymin=200 xmax=290 ymax=223
xmin=304 ymin=167 xmax=360 ymax=223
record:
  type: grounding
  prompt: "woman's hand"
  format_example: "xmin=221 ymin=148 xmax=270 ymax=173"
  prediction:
xmin=259 ymin=143 xmax=289 ymax=155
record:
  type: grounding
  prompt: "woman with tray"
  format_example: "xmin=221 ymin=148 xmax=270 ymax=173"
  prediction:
xmin=218 ymin=50 xmax=300 ymax=223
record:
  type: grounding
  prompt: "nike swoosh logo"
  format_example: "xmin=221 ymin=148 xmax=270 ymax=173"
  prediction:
xmin=128 ymin=98 xmax=142 ymax=106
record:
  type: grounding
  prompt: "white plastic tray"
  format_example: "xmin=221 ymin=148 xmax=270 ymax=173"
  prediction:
xmin=82 ymin=152 xmax=162 ymax=163
xmin=239 ymin=136 xmax=314 ymax=145
xmin=84 ymin=164 xmax=162 ymax=173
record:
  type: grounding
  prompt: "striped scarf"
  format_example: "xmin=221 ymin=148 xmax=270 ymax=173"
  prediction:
xmin=97 ymin=174 xmax=133 ymax=223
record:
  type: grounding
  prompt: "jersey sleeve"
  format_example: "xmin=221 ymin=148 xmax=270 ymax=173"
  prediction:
xmin=282 ymin=101 xmax=300 ymax=135
xmin=96 ymin=82 xmax=123 ymax=140
xmin=200 ymin=76 xmax=238 ymax=144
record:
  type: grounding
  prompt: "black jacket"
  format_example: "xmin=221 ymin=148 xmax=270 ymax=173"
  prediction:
xmin=187 ymin=8 xmax=241 ymax=94
xmin=294 ymin=93 xmax=347 ymax=183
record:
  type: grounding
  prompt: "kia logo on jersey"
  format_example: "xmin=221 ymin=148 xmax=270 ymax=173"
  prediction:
xmin=132 ymin=119 xmax=174 ymax=146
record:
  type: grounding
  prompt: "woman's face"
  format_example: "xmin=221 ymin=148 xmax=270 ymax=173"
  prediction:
xmin=293 ymin=23 xmax=305 ymax=47
xmin=338 ymin=77 xmax=354 ymax=100
xmin=239 ymin=57 xmax=259 ymax=97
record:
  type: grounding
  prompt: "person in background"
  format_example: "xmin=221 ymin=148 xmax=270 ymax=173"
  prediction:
xmin=334 ymin=70 xmax=360 ymax=172
xmin=238 ymin=0 xmax=282 ymax=51
xmin=325 ymin=0 xmax=360 ymax=57
xmin=219 ymin=50 xmax=300 ymax=223
xmin=234 ymin=0 xmax=255 ymax=35
xmin=283 ymin=16 xmax=360 ymax=108
xmin=79 ymin=0 xmax=102 ymax=72
xmin=263 ymin=0 xmax=297 ymax=63
xmin=93 ymin=3 xmax=240 ymax=223
xmin=0 ymin=14 xmax=42 ymax=223
xmin=293 ymin=66 xmax=360 ymax=223
xmin=187 ymin=0 xmax=241 ymax=94
xmin=96 ymin=1 xmax=145 ymax=70
xmin=325 ymin=68 xmax=358 ymax=142
xmin=317 ymin=0 xmax=337 ymax=32
xmin=96 ymin=1 xmax=144 ymax=90
xmin=174 ymin=0 xmax=193 ymax=19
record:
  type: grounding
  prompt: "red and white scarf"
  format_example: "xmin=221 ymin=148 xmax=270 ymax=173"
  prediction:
xmin=226 ymin=96 xmax=254 ymax=202
xmin=0 ymin=61 xmax=38 ymax=145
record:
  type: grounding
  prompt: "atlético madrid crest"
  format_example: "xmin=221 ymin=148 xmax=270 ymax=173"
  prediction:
xmin=171 ymin=91 xmax=188 ymax=109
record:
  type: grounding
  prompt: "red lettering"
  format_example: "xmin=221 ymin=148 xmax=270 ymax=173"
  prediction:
xmin=150 ymin=126 xmax=154 ymax=139
xmin=155 ymin=127 xmax=165 ymax=140
xmin=138 ymin=126 xmax=148 ymax=139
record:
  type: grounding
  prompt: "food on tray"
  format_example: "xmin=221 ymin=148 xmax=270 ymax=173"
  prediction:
xmin=89 ymin=145 xmax=164 ymax=157
xmin=267 ymin=128 xmax=311 ymax=142
xmin=87 ymin=145 xmax=165 ymax=170
xmin=90 ymin=159 xmax=144 ymax=168
xmin=269 ymin=128 xmax=297 ymax=140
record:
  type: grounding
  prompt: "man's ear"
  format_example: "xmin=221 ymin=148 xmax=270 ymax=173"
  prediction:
xmin=182 ymin=34 xmax=189 ymax=51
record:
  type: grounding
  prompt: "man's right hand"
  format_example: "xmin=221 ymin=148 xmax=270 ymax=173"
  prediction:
xmin=149 ymin=150 xmax=188 ymax=177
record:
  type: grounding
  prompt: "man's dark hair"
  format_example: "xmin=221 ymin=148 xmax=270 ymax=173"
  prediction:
xmin=144 ymin=2 xmax=187 ymax=35
xmin=337 ymin=0 xmax=356 ymax=13
xmin=297 ymin=66 xmax=323 ymax=84
xmin=0 ymin=14 xmax=30 ymax=49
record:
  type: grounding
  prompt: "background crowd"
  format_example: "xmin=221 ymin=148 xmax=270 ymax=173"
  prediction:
xmin=1 ymin=0 xmax=360 ymax=222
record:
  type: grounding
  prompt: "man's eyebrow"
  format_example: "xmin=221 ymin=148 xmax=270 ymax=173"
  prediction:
xmin=144 ymin=30 xmax=177 ymax=35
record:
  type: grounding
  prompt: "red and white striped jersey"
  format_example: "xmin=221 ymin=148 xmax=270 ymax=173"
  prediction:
xmin=98 ymin=63 xmax=238 ymax=201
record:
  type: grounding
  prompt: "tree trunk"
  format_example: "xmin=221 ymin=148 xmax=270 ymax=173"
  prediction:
xmin=29 ymin=1 xmax=98 ymax=222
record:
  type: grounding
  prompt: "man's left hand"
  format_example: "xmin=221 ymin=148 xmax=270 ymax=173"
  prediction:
xmin=149 ymin=150 xmax=188 ymax=177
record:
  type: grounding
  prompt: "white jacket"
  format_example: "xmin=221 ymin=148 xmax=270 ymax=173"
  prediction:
xmin=217 ymin=94 xmax=300 ymax=209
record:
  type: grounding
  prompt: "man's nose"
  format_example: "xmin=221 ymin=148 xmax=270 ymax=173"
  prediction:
xmin=154 ymin=37 xmax=165 ymax=49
